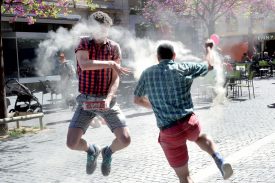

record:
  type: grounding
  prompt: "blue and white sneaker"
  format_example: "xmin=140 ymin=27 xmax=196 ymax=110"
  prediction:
xmin=213 ymin=153 xmax=233 ymax=180
xmin=101 ymin=146 xmax=112 ymax=176
xmin=86 ymin=145 xmax=101 ymax=175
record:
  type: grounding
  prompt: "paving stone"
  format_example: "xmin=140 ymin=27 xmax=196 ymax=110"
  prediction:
xmin=1 ymin=78 xmax=275 ymax=183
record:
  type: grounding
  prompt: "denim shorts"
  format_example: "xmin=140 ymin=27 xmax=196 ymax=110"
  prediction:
xmin=69 ymin=94 xmax=127 ymax=133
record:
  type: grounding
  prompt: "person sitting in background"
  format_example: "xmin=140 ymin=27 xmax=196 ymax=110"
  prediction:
xmin=262 ymin=52 xmax=273 ymax=75
xmin=241 ymin=53 xmax=251 ymax=63
xmin=271 ymin=51 xmax=275 ymax=60
xmin=252 ymin=52 xmax=261 ymax=62
xmin=263 ymin=52 xmax=271 ymax=62
xmin=269 ymin=51 xmax=275 ymax=76
xmin=251 ymin=52 xmax=261 ymax=76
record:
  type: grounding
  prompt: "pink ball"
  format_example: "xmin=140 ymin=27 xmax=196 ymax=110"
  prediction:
xmin=210 ymin=34 xmax=220 ymax=45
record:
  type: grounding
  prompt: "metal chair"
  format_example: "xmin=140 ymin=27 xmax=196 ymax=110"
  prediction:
xmin=258 ymin=60 xmax=270 ymax=78
xmin=237 ymin=71 xmax=255 ymax=99
xmin=226 ymin=70 xmax=242 ymax=98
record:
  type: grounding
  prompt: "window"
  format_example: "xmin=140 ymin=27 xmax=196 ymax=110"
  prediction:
xmin=3 ymin=38 xmax=18 ymax=78
xmin=3 ymin=38 xmax=61 ymax=79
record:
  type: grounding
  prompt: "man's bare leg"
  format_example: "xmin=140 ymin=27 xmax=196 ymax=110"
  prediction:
xmin=195 ymin=133 xmax=233 ymax=179
xmin=67 ymin=127 xmax=100 ymax=175
xmin=110 ymin=127 xmax=131 ymax=152
xmin=173 ymin=163 xmax=194 ymax=183
xmin=67 ymin=128 xmax=88 ymax=151
xmin=101 ymin=127 xmax=131 ymax=176
xmin=195 ymin=134 xmax=216 ymax=155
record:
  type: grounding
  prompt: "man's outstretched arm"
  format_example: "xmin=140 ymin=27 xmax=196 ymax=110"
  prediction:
xmin=76 ymin=50 xmax=130 ymax=75
xmin=134 ymin=96 xmax=152 ymax=109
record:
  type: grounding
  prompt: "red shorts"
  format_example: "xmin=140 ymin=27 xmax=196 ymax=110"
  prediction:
xmin=158 ymin=113 xmax=201 ymax=168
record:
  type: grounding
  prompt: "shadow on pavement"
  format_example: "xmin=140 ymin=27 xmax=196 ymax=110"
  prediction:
xmin=126 ymin=111 xmax=154 ymax=118
xmin=0 ymin=167 xmax=28 ymax=173
xmin=194 ymin=105 xmax=212 ymax=110
xmin=230 ymin=98 xmax=248 ymax=102
xmin=0 ymin=144 xmax=29 ymax=152
xmin=46 ymin=120 xmax=71 ymax=126
xmin=42 ymin=103 xmax=73 ymax=114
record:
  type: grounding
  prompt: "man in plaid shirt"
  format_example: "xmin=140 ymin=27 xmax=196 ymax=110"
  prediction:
xmin=66 ymin=11 xmax=131 ymax=177
xmin=134 ymin=41 xmax=233 ymax=182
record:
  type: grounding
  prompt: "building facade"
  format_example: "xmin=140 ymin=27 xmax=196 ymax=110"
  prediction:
xmin=1 ymin=0 xmax=129 ymax=82
xmin=215 ymin=12 xmax=275 ymax=61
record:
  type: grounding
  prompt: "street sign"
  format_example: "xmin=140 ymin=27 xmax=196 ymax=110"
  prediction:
xmin=257 ymin=34 xmax=275 ymax=41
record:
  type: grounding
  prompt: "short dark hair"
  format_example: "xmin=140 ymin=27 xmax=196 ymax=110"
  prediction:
xmin=157 ymin=43 xmax=174 ymax=59
xmin=90 ymin=11 xmax=113 ymax=26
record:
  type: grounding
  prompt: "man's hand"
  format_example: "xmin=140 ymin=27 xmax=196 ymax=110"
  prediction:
xmin=205 ymin=39 xmax=214 ymax=70
xmin=205 ymin=39 xmax=214 ymax=50
xmin=104 ymin=98 xmax=111 ymax=109
xmin=111 ymin=62 xmax=132 ymax=75
xmin=94 ymin=99 xmax=110 ymax=111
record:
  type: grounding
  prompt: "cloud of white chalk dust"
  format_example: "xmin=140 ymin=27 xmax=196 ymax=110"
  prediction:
xmin=36 ymin=18 xmax=226 ymax=107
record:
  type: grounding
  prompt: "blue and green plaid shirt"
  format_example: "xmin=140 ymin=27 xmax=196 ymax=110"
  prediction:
xmin=134 ymin=59 xmax=209 ymax=129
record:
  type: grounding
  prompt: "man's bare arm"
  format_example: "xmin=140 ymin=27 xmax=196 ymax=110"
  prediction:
xmin=134 ymin=96 xmax=152 ymax=109
xmin=105 ymin=67 xmax=120 ymax=107
xmin=76 ymin=50 xmax=131 ymax=75
xmin=205 ymin=39 xmax=214 ymax=71
xmin=76 ymin=50 xmax=114 ymax=70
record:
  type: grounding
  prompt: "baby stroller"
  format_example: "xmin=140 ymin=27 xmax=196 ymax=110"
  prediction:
xmin=5 ymin=79 xmax=43 ymax=113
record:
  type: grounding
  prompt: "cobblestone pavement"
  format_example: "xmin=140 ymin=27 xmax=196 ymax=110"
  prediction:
xmin=1 ymin=78 xmax=275 ymax=183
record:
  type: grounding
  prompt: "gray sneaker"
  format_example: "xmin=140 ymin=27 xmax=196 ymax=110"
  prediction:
xmin=86 ymin=145 xmax=101 ymax=175
xmin=213 ymin=152 xmax=233 ymax=180
xmin=101 ymin=146 xmax=112 ymax=176
xmin=221 ymin=163 xmax=233 ymax=180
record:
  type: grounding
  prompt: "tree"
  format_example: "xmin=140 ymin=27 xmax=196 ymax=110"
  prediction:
xmin=143 ymin=0 xmax=239 ymax=37
xmin=0 ymin=0 xmax=96 ymax=135
xmin=142 ymin=0 xmax=275 ymax=37
xmin=142 ymin=0 xmax=187 ymax=38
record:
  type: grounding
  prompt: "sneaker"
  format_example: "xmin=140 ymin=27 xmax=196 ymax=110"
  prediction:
xmin=86 ymin=145 xmax=101 ymax=175
xmin=214 ymin=153 xmax=233 ymax=180
xmin=101 ymin=146 xmax=112 ymax=176
xmin=221 ymin=163 xmax=233 ymax=180
xmin=267 ymin=103 xmax=275 ymax=108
